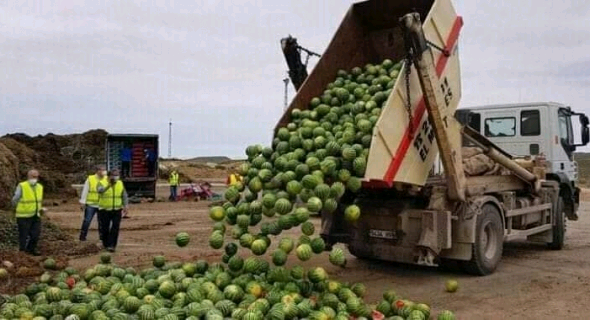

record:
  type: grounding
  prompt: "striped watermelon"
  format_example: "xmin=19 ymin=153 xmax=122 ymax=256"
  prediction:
xmin=322 ymin=198 xmax=338 ymax=214
xmin=175 ymin=232 xmax=190 ymax=247
xmin=278 ymin=238 xmax=294 ymax=254
xmin=250 ymin=240 xmax=268 ymax=256
xmin=209 ymin=231 xmax=224 ymax=249
xmin=274 ymin=199 xmax=293 ymax=215
xmin=307 ymin=197 xmax=323 ymax=213
xmin=344 ymin=205 xmax=361 ymax=222
xmin=437 ymin=310 xmax=457 ymax=320
xmin=310 ymin=237 xmax=326 ymax=254
xmin=328 ymin=248 xmax=346 ymax=267
xmin=301 ymin=222 xmax=315 ymax=236
xmin=295 ymin=244 xmax=312 ymax=261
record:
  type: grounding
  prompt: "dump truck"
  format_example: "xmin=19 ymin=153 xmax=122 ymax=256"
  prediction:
xmin=277 ymin=0 xmax=589 ymax=275
xmin=105 ymin=134 xmax=159 ymax=198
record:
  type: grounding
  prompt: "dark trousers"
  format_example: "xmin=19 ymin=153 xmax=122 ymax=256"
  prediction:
xmin=169 ymin=186 xmax=178 ymax=200
xmin=16 ymin=216 xmax=41 ymax=253
xmin=79 ymin=206 xmax=102 ymax=241
xmin=99 ymin=209 xmax=122 ymax=249
xmin=121 ymin=161 xmax=131 ymax=177
xmin=147 ymin=161 xmax=156 ymax=176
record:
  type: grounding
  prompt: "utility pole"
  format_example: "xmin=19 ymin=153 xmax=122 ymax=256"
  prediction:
xmin=283 ymin=77 xmax=290 ymax=111
xmin=168 ymin=119 xmax=172 ymax=158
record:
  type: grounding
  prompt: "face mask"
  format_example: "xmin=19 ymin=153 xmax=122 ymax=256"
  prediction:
xmin=112 ymin=176 xmax=120 ymax=181
xmin=28 ymin=179 xmax=38 ymax=185
xmin=101 ymin=170 xmax=107 ymax=176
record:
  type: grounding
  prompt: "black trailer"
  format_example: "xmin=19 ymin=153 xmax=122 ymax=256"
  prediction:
xmin=105 ymin=134 xmax=159 ymax=198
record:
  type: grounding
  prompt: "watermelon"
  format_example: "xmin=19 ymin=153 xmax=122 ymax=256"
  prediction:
xmin=175 ymin=232 xmax=190 ymax=247
xmin=271 ymin=250 xmax=288 ymax=266
xmin=274 ymin=199 xmax=292 ymax=215
xmin=278 ymin=238 xmax=294 ymax=254
xmin=310 ymin=237 xmax=326 ymax=254
xmin=294 ymin=207 xmax=310 ymax=223
xmin=286 ymin=180 xmax=303 ymax=196
xmin=329 ymin=248 xmax=346 ymax=267
xmin=307 ymin=267 xmax=328 ymax=283
xmin=323 ymin=198 xmax=338 ymax=214
xmin=295 ymin=244 xmax=312 ymax=261
xmin=437 ymin=310 xmax=457 ymax=320
xmin=301 ymin=175 xmax=319 ymax=190
xmin=346 ymin=177 xmax=362 ymax=193
xmin=228 ymin=256 xmax=244 ymax=272
xmin=445 ymin=279 xmax=458 ymax=293
xmin=225 ymin=187 xmax=240 ymax=203
xmin=262 ymin=193 xmax=277 ymax=209
xmin=100 ymin=253 xmax=112 ymax=264
xmin=209 ymin=231 xmax=224 ymax=249
xmin=344 ymin=205 xmax=361 ymax=222
xmin=43 ymin=258 xmax=57 ymax=270
xmin=307 ymin=197 xmax=323 ymax=213
xmin=209 ymin=206 xmax=226 ymax=222
xmin=314 ymin=184 xmax=331 ymax=200
xmin=301 ymin=222 xmax=315 ymax=236
xmin=250 ymin=240 xmax=268 ymax=256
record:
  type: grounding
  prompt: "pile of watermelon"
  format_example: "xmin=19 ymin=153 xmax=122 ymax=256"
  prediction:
xmin=213 ymin=59 xmax=405 ymax=265
xmin=0 ymin=254 xmax=455 ymax=320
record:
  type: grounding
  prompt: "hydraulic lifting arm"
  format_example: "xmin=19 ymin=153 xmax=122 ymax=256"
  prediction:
xmin=399 ymin=13 xmax=540 ymax=195
xmin=399 ymin=13 xmax=467 ymax=201
xmin=280 ymin=35 xmax=321 ymax=91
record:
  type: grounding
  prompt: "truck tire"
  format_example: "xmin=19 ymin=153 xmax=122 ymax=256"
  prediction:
xmin=548 ymin=197 xmax=565 ymax=250
xmin=463 ymin=204 xmax=504 ymax=276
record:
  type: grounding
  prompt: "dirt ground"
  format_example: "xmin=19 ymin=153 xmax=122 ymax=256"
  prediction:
xmin=14 ymin=186 xmax=590 ymax=319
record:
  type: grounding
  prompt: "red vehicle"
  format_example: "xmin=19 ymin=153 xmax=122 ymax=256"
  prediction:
xmin=177 ymin=182 xmax=214 ymax=201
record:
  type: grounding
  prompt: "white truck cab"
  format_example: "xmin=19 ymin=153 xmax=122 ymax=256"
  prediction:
xmin=455 ymin=102 xmax=590 ymax=219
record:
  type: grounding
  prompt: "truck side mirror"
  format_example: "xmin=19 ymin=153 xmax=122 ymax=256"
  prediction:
xmin=582 ymin=126 xmax=590 ymax=145
xmin=581 ymin=114 xmax=590 ymax=126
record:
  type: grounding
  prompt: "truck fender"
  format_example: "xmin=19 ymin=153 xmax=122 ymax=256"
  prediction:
xmin=547 ymin=172 xmax=578 ymax=218
xmin=547 ymin=173 xmax=573 ymax=197
xmin=455 ymin=195 xmax=505 ymax=244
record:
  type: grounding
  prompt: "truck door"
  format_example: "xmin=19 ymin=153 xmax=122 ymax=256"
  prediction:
xmin=555 ymin=108 xmax=578 ymax=181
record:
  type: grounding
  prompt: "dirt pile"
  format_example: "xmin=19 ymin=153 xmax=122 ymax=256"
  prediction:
xmin=0 ymin=130 xmax=108 ymax=207
xmin=0 ymin=211 xmax=100 ymax=294
xmin=0 ymin=142 xmax=19 ymax=207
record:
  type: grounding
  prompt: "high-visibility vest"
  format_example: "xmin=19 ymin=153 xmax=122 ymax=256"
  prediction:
xmin=15 ymin=182 xmax=43 ymax=218
xmin=169 ymin=172 xmax=179 ymax=186
xmin=228 ymin=174 xmax=238 ymax=186
xmin=98 ymin=180 xmax=125 ymax=210
xmin=86 ymin=175 xmax=108 ymax=206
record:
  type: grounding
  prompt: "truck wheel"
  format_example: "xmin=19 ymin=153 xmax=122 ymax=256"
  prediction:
xmin=463 ymin=204 xmax=504 ymax=276
xmin=548 ymin=197 xmax=565 ymax=250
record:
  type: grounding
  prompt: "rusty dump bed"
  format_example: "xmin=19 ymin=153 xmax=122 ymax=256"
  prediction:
xmin=276 ymin=0 xmax=463 ymax=189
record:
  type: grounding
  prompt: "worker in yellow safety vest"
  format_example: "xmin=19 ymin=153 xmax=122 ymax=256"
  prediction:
xmin=169 ymin=169 xmax=179 ymax=201
xmin=79 ymin=165 xmax=108 ymax=242
xmin=11 ymin=169 xmax=45 ymax=256
xmin=226 ymin=173 xmax=243 ymax=186
xmin=97 ymin=169 xmax=129 ymax=252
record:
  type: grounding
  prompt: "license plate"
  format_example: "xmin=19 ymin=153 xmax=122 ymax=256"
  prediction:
xmin=369 ymin=229 xmax=396 ymax=239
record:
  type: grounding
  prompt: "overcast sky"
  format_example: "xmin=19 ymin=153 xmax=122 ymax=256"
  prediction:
xmin=1 ymin=0 xmax=590 ymax=158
